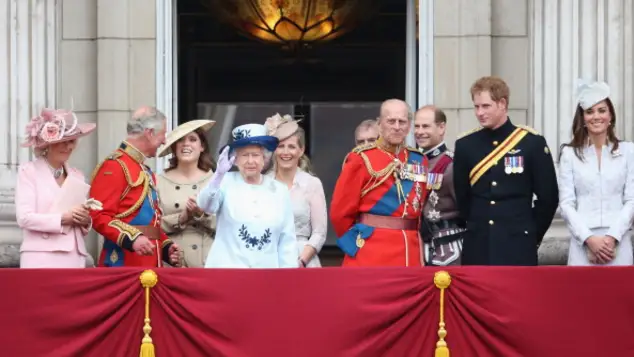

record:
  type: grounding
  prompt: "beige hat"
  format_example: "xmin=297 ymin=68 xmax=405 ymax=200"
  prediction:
xmin=158 ymin=119 xmax=216 ymax=157
xmin=264 ymin=113 xmax=300 ymax=141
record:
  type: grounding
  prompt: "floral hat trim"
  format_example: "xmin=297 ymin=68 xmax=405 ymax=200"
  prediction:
xmin=22 ymin=107 xmax=88 ymax=148
xmin=264 ymin=113 xmax=301 ymax=141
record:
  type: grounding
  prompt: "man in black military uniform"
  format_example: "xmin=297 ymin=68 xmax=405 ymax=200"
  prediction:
xmin=453 ymin=76 xmax=559 ymax=266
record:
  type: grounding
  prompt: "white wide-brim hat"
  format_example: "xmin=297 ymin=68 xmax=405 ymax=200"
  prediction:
xmin=158 ymin=119 xmax=216 ymax=157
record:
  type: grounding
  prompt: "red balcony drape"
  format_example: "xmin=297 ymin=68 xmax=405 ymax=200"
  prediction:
xmin=1 ymin=267 xmax=634 ymax=357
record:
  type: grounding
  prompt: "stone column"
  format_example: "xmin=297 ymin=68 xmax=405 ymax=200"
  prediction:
xmin=0 ymin=0 xmax=57 ymax=267
xmin=434 ymin=0 xmax=532 ymax=148
xmin=95 ymin=0 xmax=157 ymax=258
xmin=531 ymin=0 xmax=634 ymax=264
xmin=433 ymin=0 xmax=492 ymax=149
xmin=97 ymin=0 xmax=157 ymax=164
xmin=59 ymin=0 xmax=98 ymax=264
xmin=531 ymin=0 xmax=634 ymax=149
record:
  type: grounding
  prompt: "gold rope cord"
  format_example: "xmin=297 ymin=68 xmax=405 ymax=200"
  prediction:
xmin=139 ymin=270 xmax=158 ymax=357
xmin=434 ymin=271 xmax=452 ymax=357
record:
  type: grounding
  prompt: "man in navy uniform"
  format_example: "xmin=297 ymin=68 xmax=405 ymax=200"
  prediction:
xmin=453 ymin=76 xmax=559 ymax=266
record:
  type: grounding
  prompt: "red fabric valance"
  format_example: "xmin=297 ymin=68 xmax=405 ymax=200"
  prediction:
xmin=1 ymin=267 xmax=633 ymax=357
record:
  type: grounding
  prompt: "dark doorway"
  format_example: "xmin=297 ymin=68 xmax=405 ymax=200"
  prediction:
xmin=176 ymin=0 xmax=408 ymax=264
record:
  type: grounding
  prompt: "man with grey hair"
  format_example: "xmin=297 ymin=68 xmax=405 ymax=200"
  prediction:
xmin=89 ymin=106 xmax=182 ymax=267
xmin=354 ymin=118 xmax=379 ymax=146
xmin=331 ymin=99 xmax=429 ymax=267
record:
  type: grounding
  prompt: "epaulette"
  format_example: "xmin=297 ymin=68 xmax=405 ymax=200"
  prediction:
xmin=517 ymin=124 xmax=540 ymax=135
xmin=457 ymin=127 xmax=482 ymax=140
xmin=445 ymin=150 xmax=454 ymax=158
xmin=406 ymin=146 xmax=423 ymax=155
xmin=90 ymin=150 xmax=123 ymax=183
xmin=352 ymin=142 xmax=376 ymax=154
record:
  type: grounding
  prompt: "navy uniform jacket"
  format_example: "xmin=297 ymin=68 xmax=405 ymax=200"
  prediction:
xmin=453 ymin=118 xmax=559 ymax=266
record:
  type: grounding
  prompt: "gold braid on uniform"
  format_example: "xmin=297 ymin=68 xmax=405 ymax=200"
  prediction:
xmin=358 ymin=152 xmax=399 ymax=197
xmin=90 ymin=150 xmax=151 ymax=219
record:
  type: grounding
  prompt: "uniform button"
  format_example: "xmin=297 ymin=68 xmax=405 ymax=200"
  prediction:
xmin=192 ymin=244 xmax=198 ymax=250
xmin=490 ymin=201 xmax=495 ymax=205
xmin=493 ymin=141 xmax=499 ymax=146
xmin=489 ymin=220 xmax=494 ymax=225
xmin=175 ymin=203 xmax=180 ymax=208
xmin=492 ymin=181 xmax=497 ymax=186
xmin=176 ymin=186 xmax=180 ymax=190
xmin=192 ymin=185 xmax=197 ymax=189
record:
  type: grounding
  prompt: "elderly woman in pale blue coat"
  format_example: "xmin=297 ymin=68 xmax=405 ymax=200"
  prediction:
xmin=197 ymin=123 xmax=298 ymax=268
xmin=558 ymin=80 xmax=634 ymax=266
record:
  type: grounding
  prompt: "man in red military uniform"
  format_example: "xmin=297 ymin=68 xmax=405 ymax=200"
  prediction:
xmin=90 ymin=106 xmax=181 ymax=267
xmin=331 ymin=99 xmax=429 ymax=267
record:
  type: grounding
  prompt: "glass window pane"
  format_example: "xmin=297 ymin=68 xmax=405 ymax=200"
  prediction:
xmin=195 ymin=103 xmax=295 ymax=156
xmin=309 ymin=102 xmax=381 ymax=246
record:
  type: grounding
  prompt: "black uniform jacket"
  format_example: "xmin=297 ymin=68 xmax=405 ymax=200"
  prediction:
xmin=453 ymin=119 xmax=559 ymax=266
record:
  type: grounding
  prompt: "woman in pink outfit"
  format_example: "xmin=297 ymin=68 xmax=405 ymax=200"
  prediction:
xmin=16 ymin=108 xmax=97 ymax=268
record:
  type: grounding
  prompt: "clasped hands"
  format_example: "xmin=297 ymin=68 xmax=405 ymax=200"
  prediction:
xmin=179 ymin=196 xmax=206 ymax=223
xmin=132 ymin=236 xmax=183 ymax=267
xmin=61 ymin=204 xmax=91 ymax=228
xmin=585 ymin=235 xmax=618 ymax=264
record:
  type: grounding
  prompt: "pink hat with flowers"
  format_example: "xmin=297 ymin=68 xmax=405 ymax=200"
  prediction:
xmin=22 ymin=108 xmax=96 ymax=148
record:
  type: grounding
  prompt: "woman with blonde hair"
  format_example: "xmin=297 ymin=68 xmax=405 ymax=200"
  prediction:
xmin=157 ymin=120 xmax=217 ymax=268
xmin=16 ymin=108 xmax=97 ymax=268
xmin=559 ymin=80 xmax=634 ymax=266
xmin=265 ymin=114 xmax=327 ymax=267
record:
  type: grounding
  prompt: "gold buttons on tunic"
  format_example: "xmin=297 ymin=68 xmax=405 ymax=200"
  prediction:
xmin=493 ymin=141 xmax=499 ymax=146
xmin=356 ymin=236 xmax=365 ymax=248
xmin=492 ymin=181 xmax=497 ymax=186
xmin=490 ymin=201 xmax=495 ymax=205
xmin=489 ymin=220 xmax=494 ymax=225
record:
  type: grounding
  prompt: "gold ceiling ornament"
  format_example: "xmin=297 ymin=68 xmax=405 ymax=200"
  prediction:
xmin=205 ymin=0 xmax=377 ymax=49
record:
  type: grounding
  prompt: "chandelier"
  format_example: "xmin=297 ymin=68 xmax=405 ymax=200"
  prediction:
xmin=204 ymin=0 xmax=375 ymax=49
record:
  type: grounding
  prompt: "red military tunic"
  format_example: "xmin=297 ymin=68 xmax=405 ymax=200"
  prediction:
xmin=89 ymin=141 xmax=173 ymax=267
xmin=331 ymin=140 xmax=429 ymax=267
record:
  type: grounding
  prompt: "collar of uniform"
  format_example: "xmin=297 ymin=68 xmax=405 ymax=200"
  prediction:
xmin=119 ymin=141 xmax=146 ymax=164
xmin=422 ymin=142 xmax=447 ymax=159
xmin=487 ymin=117 xmax=515 ymax=139
xmin=376 ymin=137 xmax=402 ymax=154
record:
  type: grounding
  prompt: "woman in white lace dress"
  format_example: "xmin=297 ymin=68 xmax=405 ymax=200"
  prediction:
xmin=265 ymin=114 xmax=328 ymax=268
xmin=558 ymin=80 xmax=634 ymax=266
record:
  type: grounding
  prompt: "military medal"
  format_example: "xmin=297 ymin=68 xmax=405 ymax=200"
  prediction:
xmin=517 ymin=156 xmax=524 ymax=173
xmin=426 ymin=191 xmax=441 ymax=221
xmin=401 ymin=163 xmax=427 ymax=182
xmin=504 ymin=157 xmax=513 ymax=174
xmin=412 ymin=182 xmax=422 ymax=212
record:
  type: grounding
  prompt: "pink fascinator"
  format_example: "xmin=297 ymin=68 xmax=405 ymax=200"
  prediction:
xmin=22 ymin=107 xmax=96 ymax=148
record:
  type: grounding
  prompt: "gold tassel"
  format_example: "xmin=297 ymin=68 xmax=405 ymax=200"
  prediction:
xmin=139 ymin=270 xmax=158 ymax=357
xmin=434 ymin=271 xmax=452 ymax=357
